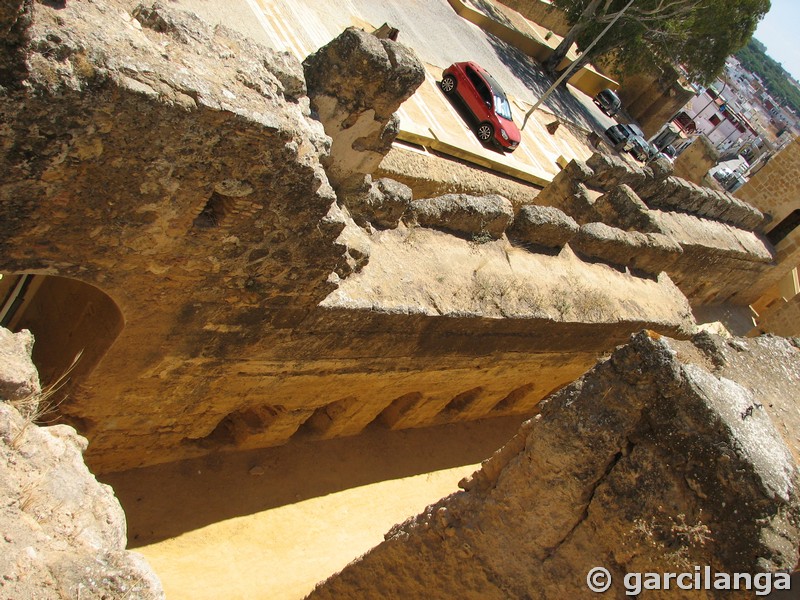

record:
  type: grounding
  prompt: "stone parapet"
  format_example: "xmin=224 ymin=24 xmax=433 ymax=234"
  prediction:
xmin=531 ymin=154 xmax=774 ymax=305
xmin=571 ymin=222 xmax=683 ymax=275
xmin=303 ymin=27 xmax=425 ymax=189
xmin=410 ymin=194 xmax=515 ymax=240
xmin=507 ymin=205 xmax=578 ymax=250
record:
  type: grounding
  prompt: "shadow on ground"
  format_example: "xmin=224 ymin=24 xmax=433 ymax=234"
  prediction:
xmin=484 ymin=32 xmax=610 ymax=137
xmin=101 ymin=414 xmax=526 ymax=547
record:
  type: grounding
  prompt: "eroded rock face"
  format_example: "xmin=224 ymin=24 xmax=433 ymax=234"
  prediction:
xmin=508 ymin=204 xmax=578 ymax=250
xmin=410 ymin=193 xmax=514 ymax=240
xmin=340 ymin=176 xmax=412 ymax=229
xmin=303 ymin=26 xmax=425 ymax=189
xmin=0 ymin=328 xmax=39 ymax=408
xmin=308 ymin=332 xmax=800 ymax=599
xmin=0 ymin=327 xmax=164 ymax=599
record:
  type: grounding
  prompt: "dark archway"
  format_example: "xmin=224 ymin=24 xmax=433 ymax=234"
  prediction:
xmin=0 ymin=273 xmax=124 ymax=395
xmin=766 ymin=209 xmax=800 ymax=246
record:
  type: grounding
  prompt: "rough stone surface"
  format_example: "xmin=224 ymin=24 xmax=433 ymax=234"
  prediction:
xmin=586 ymin=152 xmax=648 ymax=190
xmin=0 ymin=327 xmax=40 ymax=406
xmin=572 ymin=222 xmax=683 ymax=275
xmin=508 ymin=204 xmax=578 ymax=249
xmin=593 ymin=184 xmax=662 ymax=233
xmin=0 ymin=403 xmax=165 ymax=599
xmin=308 ymin=332 xmax=800 ymax=599
xmin=410 ymin=193 xmax=514 ymax=240
xmin=0 ymin=0 xmax=32 ymax=86
xmin=0 ymin=328 xmax=164 ymax=599
xmin=341 ymin=176 xmax=412 ymax=229
xmin=535 ymin=152 xmax=774 ymax=305
xmin=639 ymin=176 xmax=765 ymax=231
xmin=654 ymin=211 xmax=775 ymax=304
xmin=532 ymin=160 xmax=599 ymax=224
xmin=303 ymin=26 xmax=425 ymax=188
xmin=0 ymin=0 xmax=702 ymax=473
xmin=0 ymin=0 xmax=362 ymax=469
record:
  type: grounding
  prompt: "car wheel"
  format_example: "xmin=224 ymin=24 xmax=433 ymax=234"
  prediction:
xmin=477 ymin=122 xmax=494 ymax=142
xmin=440 ymin=75 xmax=457 ymax=95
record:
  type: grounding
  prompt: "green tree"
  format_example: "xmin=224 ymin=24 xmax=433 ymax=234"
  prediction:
xmin=544 ymin=0 xmax=770 ymax=84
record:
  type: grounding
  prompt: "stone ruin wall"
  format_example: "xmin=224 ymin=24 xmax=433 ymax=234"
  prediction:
xmin=3 ymin=4 xmax=800 ymax=597
xmin=0 ymin=0 xmax=780 ymax=474
xmin=0 ymin=327 xmax=165 ymax=599
xmin=309 ymin=331 xmax=800 ymax=599
xmin=735 ymin=137 xmax=800 ymax=305
xmin=673 ymin=135 xmax=720 ymax=185
xmin=533 ymin=152 xmax=775 ymax=307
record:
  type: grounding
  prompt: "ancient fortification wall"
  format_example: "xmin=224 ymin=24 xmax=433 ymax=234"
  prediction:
xmin=735 ymin=138 xmax=800 ymax=304
xmin=0 ymin=0 xmax=779 ymax=476
xmin=534 ymin=153 xmax=773 ymax=306
xmin=0 ymin=0 xmax=698 ymax=473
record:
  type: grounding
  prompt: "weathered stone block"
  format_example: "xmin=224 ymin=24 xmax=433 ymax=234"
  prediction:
xmin=593 ymin=184 xmax=662 ymax=233
xmin=648 ymin=154 xmax=674 ymax=181
xmin=341 ymin=176 xmax=412 ymax=229
xmin=585 ymin=152 xmax=634 ymax=190
xmin=0 ymin=327 xmax=40 ymax=406
xmin=303 ymin=27 xmax=425 ymax=187
xmin=534 ymin=159 xmax=594 ymax=214
xmin=410 ymin=193 xmax=514 ymax=239
xmin=508 ymin=205 xmax=578 ymax=249
xmin=571 ymin=222 xmax=682 ymax=275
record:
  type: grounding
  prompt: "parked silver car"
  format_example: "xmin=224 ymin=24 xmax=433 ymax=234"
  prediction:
xmin=594 ymin=88 xmax=621 ymax=117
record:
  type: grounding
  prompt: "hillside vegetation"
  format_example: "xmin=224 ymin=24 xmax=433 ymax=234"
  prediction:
xmin=736 ymin=38 xmax=800 ymax=116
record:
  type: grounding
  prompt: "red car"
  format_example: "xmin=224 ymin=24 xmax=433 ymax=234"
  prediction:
xmin=440 ymin=62 xmax=521 ymax=152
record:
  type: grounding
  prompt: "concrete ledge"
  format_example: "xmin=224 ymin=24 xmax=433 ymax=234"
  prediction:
xmin=395 ymin=130 xmax=551 ymax=188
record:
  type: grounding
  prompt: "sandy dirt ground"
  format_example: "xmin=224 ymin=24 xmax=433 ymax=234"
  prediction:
xmin=102 ymin=416 xmax=525 ymax=599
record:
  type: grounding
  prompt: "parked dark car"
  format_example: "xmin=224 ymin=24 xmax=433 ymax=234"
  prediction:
xmin=661 ymin=144 xmax=677 ymax=158
xmin=440 ymin=62 xmax=521 ymax=152
xmin=605 ymin=123 xmax=645 ymax=147
xmin=593 ymin=88 xmax=621 ymax=116
xmin=624 ymin=135 xmax=657 ymax=162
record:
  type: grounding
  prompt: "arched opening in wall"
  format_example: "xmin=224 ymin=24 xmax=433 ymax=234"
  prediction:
xmin=767 ymin=209 xmax=800 ymax=246
xmin=0 ymin=273 xmax=124 ymax=405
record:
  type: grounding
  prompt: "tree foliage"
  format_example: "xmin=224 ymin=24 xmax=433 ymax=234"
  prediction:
xmin=546 ymin=0 xmax=771 ymax=84
xmin=736 ymin=38 xmax=800 ymax=116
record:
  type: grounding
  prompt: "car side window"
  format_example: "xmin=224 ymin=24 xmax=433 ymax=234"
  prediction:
xmin=465 ymin=67 xmax=492 ymax=107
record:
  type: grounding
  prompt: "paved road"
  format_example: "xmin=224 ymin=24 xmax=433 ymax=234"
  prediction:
xmin=173 ymin=0 xmax=619 ymax=182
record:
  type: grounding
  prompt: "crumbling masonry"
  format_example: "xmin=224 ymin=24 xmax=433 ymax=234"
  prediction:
xmin=0 ymin=0 xmax=784 ymax=477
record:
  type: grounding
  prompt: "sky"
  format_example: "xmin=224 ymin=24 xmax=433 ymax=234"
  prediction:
xmin=753 ymin=0 xmax=800 ymax=81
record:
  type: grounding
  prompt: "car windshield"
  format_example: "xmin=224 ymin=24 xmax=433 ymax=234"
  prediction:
xmin=482 ymin=71 xmax=513 ymax=121
xmin=629 ymin=124 xmax=645 ymax=138
xmin=494 ymin=93 xmax=512 ymax=121
xmin=601 ymin=90 xmax=619 ymax=104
